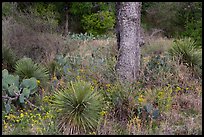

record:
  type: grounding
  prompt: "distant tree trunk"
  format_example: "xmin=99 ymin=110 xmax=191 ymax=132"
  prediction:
xmin=63 ymin=3 xmax=69 ymax=36
xmin=115 ymin=2 xmax=142 ymax=82
xmin=64 ymin=9 xmax=68 ymax=36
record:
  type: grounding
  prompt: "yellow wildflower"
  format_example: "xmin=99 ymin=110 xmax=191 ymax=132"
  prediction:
xmin=90 ymin=86 xmax=94 ymax=91
xmin=37 ymin=80 xmax=40 ymax=85
xmin=89 ymin=132 xmax=96 ymax=135
xmin=158 ymin=91 xmax=164 ymax=97
xmin=76 ymin=76 xmax=80 ymax=80
xmin=100 ymin=111 xmax=107 ymax=116
xmin=37 ymin=127 xmax=41 ymax=132
xmin=176 ymin=86 xmax=181 ymax=91
xmin=138 ymin=95 xmax=144 ymax=103
xmin=106 ymin=89 xmax=111 ymax=92
xmin=4 ymin=125 xmax=8 ymax=129
xmin=52 ymin=76 xmax=57 ymax=80
xmin=106 ymin=84 xmax=111 ymax=88
xmin=20 ymin=113 xmax=24 ymax=118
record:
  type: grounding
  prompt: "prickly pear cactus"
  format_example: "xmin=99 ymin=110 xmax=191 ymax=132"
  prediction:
xmin=2 ymin=69 xmax=38 ymax=114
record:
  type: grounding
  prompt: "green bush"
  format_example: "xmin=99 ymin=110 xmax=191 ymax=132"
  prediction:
xmin=81 ymin=11 xmax=115 ymax=36
xmin=15 ymin=58 xmax=49 ymax=86
xmin=51 ymin=80 xmax=103 ymax=134
xmin=14 ymin=3 xmax=60 ymax=34
xmin=30 ymin=2 xmax=59 ymax=28
xmin=182 ymin=18 xmax=202 ymax=48
xmin=2 ymin=2 xmax=15 ymax=17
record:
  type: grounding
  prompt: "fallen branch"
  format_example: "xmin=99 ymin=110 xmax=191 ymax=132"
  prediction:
xmin=2 ymin=95 xmax=18 ymax=101
xmin=25 ymin=99 xmax=41 ymax=111
xmin=150 ymin=29 xmax=164 ymax=38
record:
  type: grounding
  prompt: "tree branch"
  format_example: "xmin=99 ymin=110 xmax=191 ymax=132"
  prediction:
xmin=25 ymin=99 xmax=41 ymax=111
xmin=2 ymin=95 xmax=18 ymax=101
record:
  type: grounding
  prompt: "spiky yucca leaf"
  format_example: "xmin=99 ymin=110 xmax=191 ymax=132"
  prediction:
xmin=15 ymin=57 xmax=49 ymax=86
xmin=168 ymin=37 xmax=202 ymax=68
xmin=51 ymin=80 xmax=103 ymax=135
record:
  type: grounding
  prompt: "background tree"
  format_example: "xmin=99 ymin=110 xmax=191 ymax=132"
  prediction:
xmin=115 ymin=2 xmax=142 ymax=82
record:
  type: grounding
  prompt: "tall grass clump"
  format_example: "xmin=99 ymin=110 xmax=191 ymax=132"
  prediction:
xmin=51 ymin=80 xmax=103 ymax=135
xmin=2 ymin=46 xmax=17 ymax=72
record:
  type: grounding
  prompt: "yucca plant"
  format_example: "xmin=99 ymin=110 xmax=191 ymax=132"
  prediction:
xmin=51 ymin=80 xmax=103 ymax=135
xmin=168 ymin=37 xmax=202 ymax=68
xmin=15 ymin=57 xmax=49 ymax=86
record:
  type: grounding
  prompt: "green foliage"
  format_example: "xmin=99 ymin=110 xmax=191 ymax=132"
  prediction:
xmin=49 ymin=54 xmax=83 ymax=80
xmin=176 ymin=2 xmax=202 ymax=28
xmin=182 ymin=18 xmax=202 ymax=48
xmin=31 ymin=3 xmax=59 ymax=22
xmin=51 ymin=80 xmax=103 ymax=134
xmin=15 ymin=58 xmax=49 ymax=86
xmin=14 ymin=2 xmax=60 ymax=33
xmin=70 ymin=2 xmax=93 ymax=15
xmin=2 ymin=69 xmax=20 ymax=96
xmin=2 ymin=46 xmax=17 ymax=72
xmin=142 ymin=2 xmax=182 ymax=37
xmin=142 ymin=2 xmax=202 ymax=37
xmin=142 ymin=55 xmax=175 ymax=85
xmin=168 ymin=38 xmax=202 ymax=69
xmin=29 ymin=3 xmax=59 ymax=32
xmin=81 ymin=11 xmax=115 ymax=36
xmin=2 ymin=107 xmax=59 ymax=135
xmin=2 ymin=69 xmax=38 ymax=114
xmin=146 ymin=55 xmax=173 ymax=73
xmin=142 ymin=86 xmax=174 ymax=115
xmin=2 ymin=2 xmax=15 ymax=17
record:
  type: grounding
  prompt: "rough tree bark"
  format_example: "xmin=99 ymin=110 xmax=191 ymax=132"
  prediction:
xmin=64 ymin=10 xmax=69 ymax=36
xmin=63 ymin=3 xmax=69 ymax=36
xmin=115 ymin=2 xmax=142 ymax=82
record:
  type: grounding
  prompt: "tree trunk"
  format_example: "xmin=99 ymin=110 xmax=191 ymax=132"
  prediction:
xmin=63 ymin=3 xmax=69 ymax=36
xmin=64 ymin=9 xmax=69 ymax=36
xmin=115 ymin=2 xmax=142 ymax=82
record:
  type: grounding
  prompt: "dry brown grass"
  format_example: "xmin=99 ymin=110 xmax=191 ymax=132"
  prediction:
xmin=142 ymin=37 xmax=173 ymax=56
xmin=2 ymin=18 xmax=64 ymax=63
xmin=2 ymin=17 xmax=67 ymax=64
xmin=76 ymin=38 xmax=117 ymax=58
